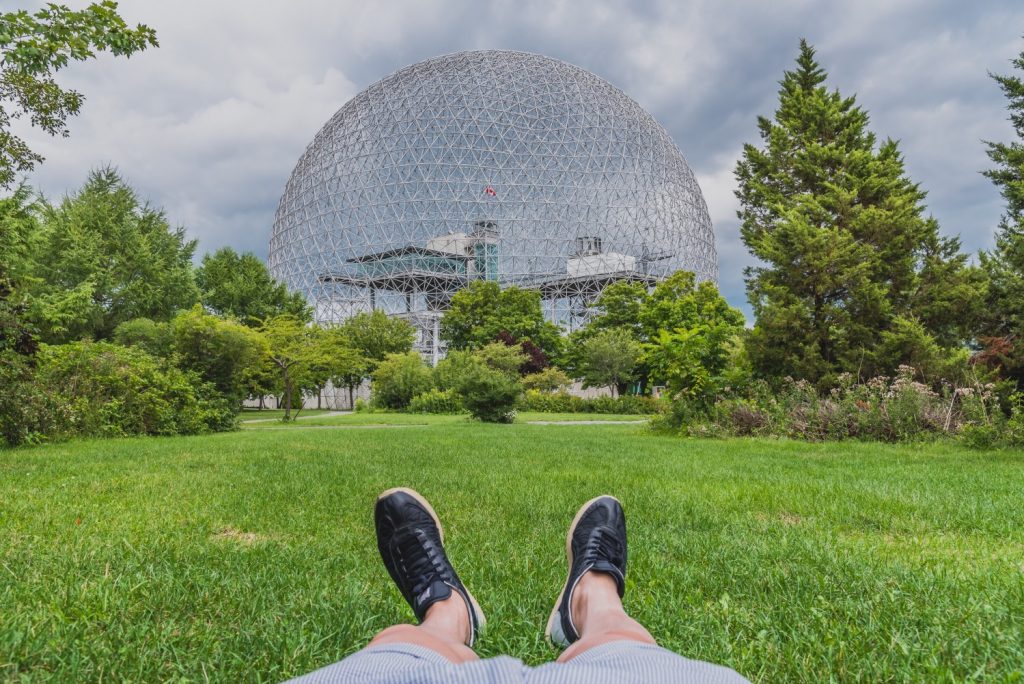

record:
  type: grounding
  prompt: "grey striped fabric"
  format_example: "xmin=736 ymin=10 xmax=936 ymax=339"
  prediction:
xmin=286 ymin=640 xmax=750 ymax=683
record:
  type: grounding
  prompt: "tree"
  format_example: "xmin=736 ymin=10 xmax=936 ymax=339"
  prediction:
xmin=195 ymin=247 xmax=310 ymax=326
xmin=579 ymin=328 xmax=641 ymax=397
xmin=370 ymin=351 xmax=433 ymax=410
xmin=260 ymin=315 xmax=314 ymax=420
xmin=113 ymin=317 xmax=171 ymax=357
xmin=440 ymin=280 xmax=562 ymax=359
xmin=28 ymin=168 xmax=199 ymax=342
xmin=735 ymin=40 xmax=981 ymax=387
xmin=302 ymin=325 xmax=366 ymax=409
xmin=170 ymin=306 xmax=264 ymax=406
xmin=979 ymin=44 xmax=1024 ymax=388
xmin=338 ymin=310 xmax=415 ymax=371
xmin=0 ymin=2 xmax=158 ymax=188
xmin=570 ymin=271 xmax=743 ymax=394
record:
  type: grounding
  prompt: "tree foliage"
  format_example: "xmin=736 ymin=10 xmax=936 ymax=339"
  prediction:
xmin=195 ymin=247 xmax=310 ymax=326
xmin=370 ymin=351 xmax=433 ymax=410
xmin=572 ymin=271 xmax=744 ymax=396
xmin=578 ymin=328 xmax=641 ymax=397
xmin=979 ymin=45 xmax=1024 ymax=388
xmin=0 ymin=2 xmax=158 ymax=187
xmin=338 ymin=309 xmax=415 ymax=371
xmin=440 ymin=280 xmax=562 ymax=359
xmin=735 ymin=40 xmax=981 ymax=387
xmin=27 ymin=168 xmax=199 ymax=342
xmin=170 ymin=306 xmax=265 ymax=404
xmin=259 ymin=315 xmax=314 ymax=420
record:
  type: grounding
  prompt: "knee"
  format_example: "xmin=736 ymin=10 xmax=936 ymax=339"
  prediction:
xmin=369 ymin=624 xmax=419 ymax=646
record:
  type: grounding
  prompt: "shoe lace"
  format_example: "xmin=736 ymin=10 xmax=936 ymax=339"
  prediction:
xmin=396 ymin=528 xmax=447 ymax=598
xmin=583 ymin=526 xmax=623 ymax=567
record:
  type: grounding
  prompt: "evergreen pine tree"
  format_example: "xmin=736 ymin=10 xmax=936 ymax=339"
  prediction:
xmin=736 ymin=40 xmax=980 ymax=386
xmin=979 ymin=46 xmax=1024 ymax=387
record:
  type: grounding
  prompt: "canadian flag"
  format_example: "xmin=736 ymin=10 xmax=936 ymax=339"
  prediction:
xmin=483 ymin=186 xmax=497 ymax=197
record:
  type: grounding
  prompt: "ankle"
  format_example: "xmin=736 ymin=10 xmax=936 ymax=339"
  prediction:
xmin=570 ymin=571 xmax=626 ymax=635
xmin=422 ymin=591 xmax=471 ymax=645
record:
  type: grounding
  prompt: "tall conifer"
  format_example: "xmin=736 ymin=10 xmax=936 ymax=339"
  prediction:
xmin=736 ymin=40 xmax=980 ymax=386
xmin=980 ymin=46 xmax=1024 ymax=387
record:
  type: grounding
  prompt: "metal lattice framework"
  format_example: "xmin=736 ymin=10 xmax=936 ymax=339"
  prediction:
xmin=269 ymin=50 xmax=716 ymax=360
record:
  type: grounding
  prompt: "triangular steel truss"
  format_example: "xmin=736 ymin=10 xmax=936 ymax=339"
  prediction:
xmin=269 ymin=50 xmax=717 ymax=361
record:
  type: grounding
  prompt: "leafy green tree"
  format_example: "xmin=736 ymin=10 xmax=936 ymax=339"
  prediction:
xmin=979 ymin=45 xmax=1024 ymax=388
xmin=735 ymin=40 xmax=981 ymax=387
xmin=0 ymin=186 xmax=42 ymax=445
xmin=440 ymin=280 xmax=562 ymax=359
xmin=475 ymin=341 xmax=527 ymax=377
xmin=579 ymin=328 xmax=641 ymax=397
xmin=28 ymin=168 xmax=199 ymax=342
xmin=570 ymin=271 xmax=743 ymax=394
xmin=260 ymin=315 xmax=315 ymax=420
xmin=195 ymin=247 xmax=310 ymax=326
xmin=112 ymin=317 xmax=171 ymax=357
xmin=0 ymin=2 xmax=158 ymax=187
xmin=370 ymin=351 xmax=433 ymax=410
xmin=338 ymin=310 xmax=415 ymax=371
xmin=170 ymin=306 xmax=264 ymax=405
xmin=301 ymin=325 xmax=366 ymax=409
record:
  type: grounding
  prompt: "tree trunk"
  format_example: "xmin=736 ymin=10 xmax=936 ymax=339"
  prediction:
xmin=283 ymin=372 xmax=292 ymax=421
xmin=258 ymin=395 xmax=264 ymax=410
xmin=348 ymin=385 xmax=355 ymax=410
xmin=317 ymin=389 xmax=322 ymax=410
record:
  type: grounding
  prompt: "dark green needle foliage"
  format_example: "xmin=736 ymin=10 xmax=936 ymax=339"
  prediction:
xmin=979 ymin=44 xmax=1024 ymax=389
xmin=735 ymin=40 xmax=982 ymax=388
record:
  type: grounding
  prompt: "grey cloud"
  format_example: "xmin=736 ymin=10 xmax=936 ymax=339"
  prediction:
xmin=13 ymin=0 xmax=1024 ymax=319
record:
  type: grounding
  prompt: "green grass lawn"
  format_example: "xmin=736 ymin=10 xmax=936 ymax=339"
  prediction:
xmin=1 ymin=424 xmax=1022 ymax=682
xmin=239 ymin=411 xmax=649 ymax=428
xmin=239 ymin=408 xmax=335 ymax=421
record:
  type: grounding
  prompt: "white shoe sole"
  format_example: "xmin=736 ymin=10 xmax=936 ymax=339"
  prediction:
xmin=544 ymin=495 xmax=621 ymax=647
xmin=376 ymin=487 xmax=487 ymax=641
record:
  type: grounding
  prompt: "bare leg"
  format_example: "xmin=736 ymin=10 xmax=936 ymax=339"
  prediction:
xmin=557 ymin=571 xmax=656 ymax=663
xmin=366 ymin=593 xmax=478 ymax=664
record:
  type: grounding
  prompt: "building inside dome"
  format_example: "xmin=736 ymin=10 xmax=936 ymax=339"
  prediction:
xmin=268 ymin=50 xmax=716 ymax=362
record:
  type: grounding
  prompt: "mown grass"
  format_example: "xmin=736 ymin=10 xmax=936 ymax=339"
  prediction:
xmin=239 ymin=411 xmax=648 ymax=428
xmin=1 ymin=424 xmax=1022 ymax=682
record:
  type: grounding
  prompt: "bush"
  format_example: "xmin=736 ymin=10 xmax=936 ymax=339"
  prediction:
xmin=518 ymin=389 xmax=660 ymax=415
xmin=522 ymin=367 xmax=571 ymax=392
xmin=455 ymin=362 xmax=521 ymax=423
xmin=408 ymin=388 xmax=464 ymax=414
xmin=654 ymin=366 xmax=1024 ymax=446
xmin=32 ymin=341 xmax=234 ymax=440
xmin=371 ymin=351 xmax=433 ymax=409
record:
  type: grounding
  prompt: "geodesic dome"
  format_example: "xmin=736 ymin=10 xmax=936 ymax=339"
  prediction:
xmin=269 ymin=50 xmax=716 ymax=358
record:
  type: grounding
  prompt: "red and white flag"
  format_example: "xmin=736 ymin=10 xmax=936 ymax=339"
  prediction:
xmin=483 ymin=186 xmax=497 ymax=197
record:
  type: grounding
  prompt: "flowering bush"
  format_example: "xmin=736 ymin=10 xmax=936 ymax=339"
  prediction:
xmin=656 ymin=366 xmax=1019 ymax=447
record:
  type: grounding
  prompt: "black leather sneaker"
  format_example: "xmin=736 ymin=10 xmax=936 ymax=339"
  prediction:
xmin=545 ymin=495 xmax=627 ymax=648
xmin=374 ymin=487 xmax=485 ymax=647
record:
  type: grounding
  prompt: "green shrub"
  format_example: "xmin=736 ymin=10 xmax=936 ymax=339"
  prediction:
xmin=518 ymin=389 xmax=659 ymax=415
xmin=408 ymin=388 xmax=464 ymax=414
xmin=371 ymin=351 xmax=433 ymax=409
xmin=522 ymin=367 xmax=571 ymax=392
xmin=455 ymin=362 xmax=521 ymax=423
xmin=32 ymin=341 xmax=234 ymax=439
xmin=353 ymin=398 xmax=370 ymax=413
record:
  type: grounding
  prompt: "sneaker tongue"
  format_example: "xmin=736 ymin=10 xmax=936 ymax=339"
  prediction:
xmin=590 ymin=560 xmax=625 ymax=597
xmin=414 ymin=578 xmax=453 ymax=617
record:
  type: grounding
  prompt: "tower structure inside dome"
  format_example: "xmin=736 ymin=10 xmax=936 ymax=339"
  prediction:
xmin=269 ymin=50 xmax=717 ymax=362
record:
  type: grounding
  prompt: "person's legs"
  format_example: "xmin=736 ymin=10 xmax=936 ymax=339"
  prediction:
xmin=556 ymin=570 xmax=654 ymax=662
xmin=367 ymin=591 xmax=478 ymax=664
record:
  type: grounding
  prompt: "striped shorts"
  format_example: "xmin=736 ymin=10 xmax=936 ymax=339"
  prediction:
xmin=286 ymin=640 xmax=750 ymax=683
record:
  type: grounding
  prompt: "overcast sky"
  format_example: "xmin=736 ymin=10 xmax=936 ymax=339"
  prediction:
xmin=9 ymin=0 xmax=1024 ymax=317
